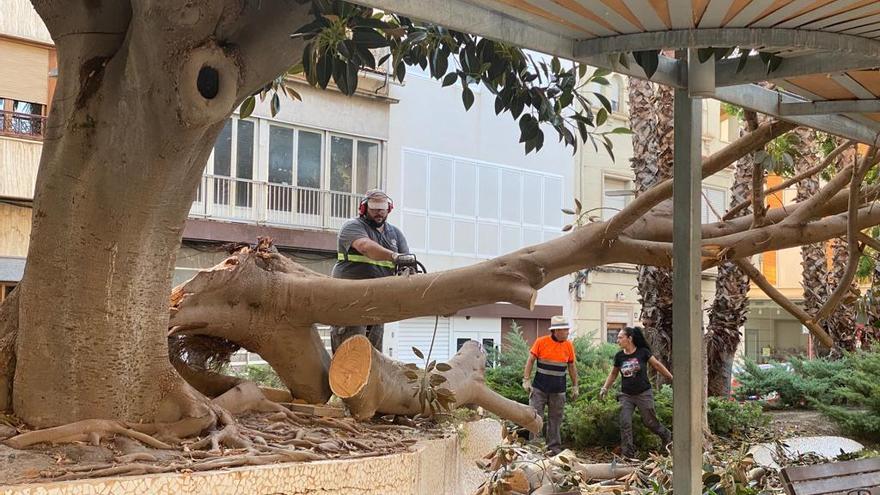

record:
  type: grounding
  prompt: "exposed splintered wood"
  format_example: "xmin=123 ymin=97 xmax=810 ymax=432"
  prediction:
xmin=330 ymin=335 xmax=542 ymax=433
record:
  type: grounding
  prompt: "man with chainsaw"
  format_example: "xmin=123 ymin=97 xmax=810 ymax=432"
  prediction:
xmin=330 ymin=189 xmax=417 ymax=353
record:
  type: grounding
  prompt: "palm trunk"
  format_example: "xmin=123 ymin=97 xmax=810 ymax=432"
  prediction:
xmin=629 ymin=79 xmax=675 ymax=381
xmin=795 ymin=132 xmax=830 ymax=356
xmin=706 ymin=113 xmax=756 ymax=397
xmin=822 ymin=149 xmax=860 ymax=355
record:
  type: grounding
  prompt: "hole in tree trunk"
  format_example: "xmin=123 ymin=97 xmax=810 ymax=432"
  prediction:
xmin=329 ymin=336 xmax=373 ymax=398
xmin=197 ymin=66 xmax=220 ymax=99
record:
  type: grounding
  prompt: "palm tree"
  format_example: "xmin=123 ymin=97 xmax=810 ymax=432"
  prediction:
xmin=824 ymin=150 xmax=860 ymax=354
xmin=706 ymin=110 xmax=755 ymax=397
xmin=629 ymin=78 xmax=675 ymax=379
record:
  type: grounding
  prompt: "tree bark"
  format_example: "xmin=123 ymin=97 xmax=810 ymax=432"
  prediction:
xmin=15 ymin=0 xmax=311 ymax=427
xmin=330 ymin=335 xmax=542 ymax=433
xmin=0 ymin=288 xmax=17 ymax=411
xmin=706 ymin=115 xmax=756 ymax=397
xmin=629 ymin=78 xmax=675 ymax=381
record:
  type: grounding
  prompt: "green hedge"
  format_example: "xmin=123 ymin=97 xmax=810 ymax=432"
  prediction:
xmin=485 ymin=324 xmax=769 ymax=454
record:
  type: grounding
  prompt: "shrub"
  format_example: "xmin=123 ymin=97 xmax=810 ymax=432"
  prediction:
xmin=733 ymin=357 xmax=850 ymax=408
xmin=562 ymin=385 xmax=674 ymax=454
xmin=816 ymin=349 xmax=880 ymax=441
xmin=563 ymin=387 xmax=768 ymax=453
xmin=706 ymin=396 xmax=768 ymax=437
xmin=231 ymin=364 xmax=284 ymax=389
xmin=485 ymin=323 xmax=531 ymax=404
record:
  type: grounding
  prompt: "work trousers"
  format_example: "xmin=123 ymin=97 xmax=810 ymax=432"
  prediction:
xmin=330 ymin=324 xmax=384 ymax=354
xmin=529 ymin=387 xmax=566 ymax=454
xmin=619 ymin=388 xmax=671 ymax=458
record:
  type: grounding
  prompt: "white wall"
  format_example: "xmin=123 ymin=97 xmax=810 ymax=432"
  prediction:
xmin=386 ymin=72 xmax=574 ymax=311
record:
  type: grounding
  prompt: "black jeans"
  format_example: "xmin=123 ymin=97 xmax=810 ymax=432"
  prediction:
xmin=619 ymin=388 xmax=671 ymax=458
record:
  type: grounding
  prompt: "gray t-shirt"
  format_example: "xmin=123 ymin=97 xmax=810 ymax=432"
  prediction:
xmin=331 ymin=217 xmax=410 ymax=280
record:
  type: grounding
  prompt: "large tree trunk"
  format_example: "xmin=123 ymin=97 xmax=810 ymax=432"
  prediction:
xmin=629 ymin=78 xmax=675 ymax=380
xmin=13 ymin=0 xmax=312 ymax=428
xmin=706 ymin=114 xmax=757 ymax=397
xmin=330 ymin=335 xmax=542 ymax=433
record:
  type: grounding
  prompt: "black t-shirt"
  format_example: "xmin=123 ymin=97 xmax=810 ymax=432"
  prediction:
xmin=331 ymin=217 xmax=409 ymax=280
xmin=613 ymin=347 xmax=653 ymax=395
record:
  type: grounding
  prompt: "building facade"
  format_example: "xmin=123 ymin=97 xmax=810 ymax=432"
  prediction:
xmin=0 ymin=0 xmax=54 ymax=301
xmin=571 ymin=72 xmax=740 ymax=346
xmin=0 ymin=3 xmax=575 ymax=367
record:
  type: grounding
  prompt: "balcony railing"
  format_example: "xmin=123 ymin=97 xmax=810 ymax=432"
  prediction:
xmin=189 ymin=175 xmax=361 ymax=231
xmin=0 ymin=111 xmax=46 ymax=140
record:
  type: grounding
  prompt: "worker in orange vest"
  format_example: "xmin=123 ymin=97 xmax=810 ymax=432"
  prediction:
xmin=522 ymin=315 xmax=579 ymax=455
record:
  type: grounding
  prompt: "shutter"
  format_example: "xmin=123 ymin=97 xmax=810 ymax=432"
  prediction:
xmin=397 ymin=316 xmax=451 ymax=364
xmin=0 ymin=39 xmax=49 ymax=104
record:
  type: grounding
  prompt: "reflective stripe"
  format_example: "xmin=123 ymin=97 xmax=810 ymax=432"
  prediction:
xmin=537 ymin=358 xmax=568 ymax=367
xmin=536 ymin=368 xmax=567 ymax=377
xmin=338 ymin=253 xmax=395 ymax=268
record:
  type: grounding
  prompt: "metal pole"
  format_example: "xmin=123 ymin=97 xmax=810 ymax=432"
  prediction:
xmin=672 ymin=51 xmax=703 ymax=495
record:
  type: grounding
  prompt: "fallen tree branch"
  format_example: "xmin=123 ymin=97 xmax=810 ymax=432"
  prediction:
xmin=724 ymin=139 xmax=855 ymax=221
xmin=751 ymin=157 xmax=766 ymax=227
xmin=815 ymin=147 xmax=877 ymax=321
xmin=733 ymin=258 xmax=834 ymax=348
xmin=858 ymin=232 xmax=880 ymax=252
xmin=330 ymin=335 xmax=542 ymax=433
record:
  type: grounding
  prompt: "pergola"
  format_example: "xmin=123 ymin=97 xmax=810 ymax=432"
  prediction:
xmin=353 ymin=1 xmax=880 ymax=492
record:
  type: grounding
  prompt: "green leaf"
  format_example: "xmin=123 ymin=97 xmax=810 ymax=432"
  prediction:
xmin=578 ymin=63 xmax=587 ymax=79
xmin=288 ymin=63 xmax=304 ymax=75
xmin=270 ymin=93 xmax=280 ymax=116
xmin=462 ymin=86 xmax=475 ymax=110
xmin=412 ymin=346 xmax=425 ymax=360
xmin=441 ymin=72 xmax=458 ymax=87
xmin=435 ymin=363 xmax=452 ymax=372
xmin=609 ymin=126 xmax=632 ymax=134
xmin=562 ymin=208 xmax=576 ymax=215
xmin=551 ymin=56 xmax=561 ymax=73
xmin=736 ymin=50 xmax=750 ymax=73
xmin=592 ymin=68 xmax=611 ymax=79
xmin=697 ymin=47 xmax=715 ymax=64
xmin=632 ymin=50 xmax=659 ymax=79
xmin=239 ymin=96 xmax=256 ymax=119
xmin=768 ymin=54 xmax=783 ymax=73
xmin=596 ymin=108 xmax=608 ymax=127
xmin=593 ymin=92 xmax=612 ymax=113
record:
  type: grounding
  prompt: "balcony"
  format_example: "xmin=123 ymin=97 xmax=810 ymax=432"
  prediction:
xmin=189 ymin=175 xmax=361 ymax=231
xmin=0 ymin=110 xmax=46 ymax=140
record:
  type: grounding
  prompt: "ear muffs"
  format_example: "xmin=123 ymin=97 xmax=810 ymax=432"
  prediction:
xmin=358 ymin=196 xmax=394 ymax=216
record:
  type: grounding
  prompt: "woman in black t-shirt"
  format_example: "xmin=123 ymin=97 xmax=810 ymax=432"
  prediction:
xmin=599 ymin=327 xmax=673 ymax=459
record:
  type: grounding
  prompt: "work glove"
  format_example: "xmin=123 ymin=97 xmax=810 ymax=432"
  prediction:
xmin=599 ymin=387 xmax=608 ymax=400
xmin=522 ymin=378 xmax=532 ymax=393
xmin=392 ymin=252 xmax=418 ymax=269
xmin=570 ymin=387 xmax=579 ymax=401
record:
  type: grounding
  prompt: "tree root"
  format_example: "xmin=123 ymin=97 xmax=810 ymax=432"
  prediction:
xmin=4 ymin=419 xmax=174 ymax=450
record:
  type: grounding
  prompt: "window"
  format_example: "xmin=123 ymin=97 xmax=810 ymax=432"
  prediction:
xmin=701 ymin=187 xmax=726 ymax=224
xmin=209 ymin=118 xmax=255 ymax=208
xmin=606 ymin=322 xmax=625 ymax=344
xmin=603 ymin=176 xmax=631 ymax=221
xmin=607 ymin=77 xmax=621 ymax=113
xmin=0 ymin=98 xmax=45 ymax=139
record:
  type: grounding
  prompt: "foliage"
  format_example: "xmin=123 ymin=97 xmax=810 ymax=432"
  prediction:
xmin=733 ymin=356 xmax=852 ymax=408
xmin=815 ymin=348 xmax=880 ymax=441
xmin=266 ymin=0 xmax=634 ymax=156
xmin=404 ymin=316 xmax=456 ymax=415
xmin=230 ymin=364 xmax=284 ymax=389
xmin=706 ymin=397 xmax=768 ymax=437
xmin=485 ymin=322 xmax=532 ymax=404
